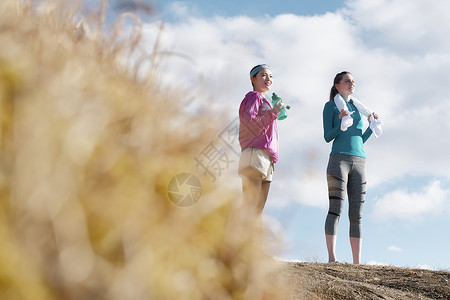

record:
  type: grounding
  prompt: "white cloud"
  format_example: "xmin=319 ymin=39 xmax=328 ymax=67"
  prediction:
xmin=372 ymin=180 xmax=450 ymax=221
xmin=262 ymin=214 xmax=287 ymax=256
xmin=345 ymin=0 xmax=450 ymax=55
xmin=416 ymin=264 xmax=433 ymax=270
xmin=141 ymin=0 xmax=450 ymax=209
xmin=269 ymin=172 xmax=328 ymax=208
xmin=387 ymin=246 xmax=402 ymax=253
xmin=166 ymin=2 xmax=190 ymax=18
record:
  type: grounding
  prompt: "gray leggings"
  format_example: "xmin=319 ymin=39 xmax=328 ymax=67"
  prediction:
xmin=325 ymin=154 xmax=366 ymax=238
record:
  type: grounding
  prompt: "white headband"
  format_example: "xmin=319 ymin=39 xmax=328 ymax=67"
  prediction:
xmin=250 ymin=64 xmax=270 ymax=77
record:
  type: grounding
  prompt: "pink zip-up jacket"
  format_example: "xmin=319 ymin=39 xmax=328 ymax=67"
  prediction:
xmin=238 ymin=91 xmax=279 ymax=163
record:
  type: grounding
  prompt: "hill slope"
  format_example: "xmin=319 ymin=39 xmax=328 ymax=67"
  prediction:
xmin=282 ymin=262 xmax=450 ymax=299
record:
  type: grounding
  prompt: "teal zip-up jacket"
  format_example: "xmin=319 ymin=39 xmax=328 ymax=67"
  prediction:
xmin=323 ymin=99 xmax=372 ymax=158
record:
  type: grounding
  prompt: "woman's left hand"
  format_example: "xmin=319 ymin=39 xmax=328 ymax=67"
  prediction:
xmin=272 ymin=100 xmax=284 ymax=114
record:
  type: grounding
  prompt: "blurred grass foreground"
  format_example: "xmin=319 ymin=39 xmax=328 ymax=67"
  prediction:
xmin=0 ymin=0 xmax=287 ymax=299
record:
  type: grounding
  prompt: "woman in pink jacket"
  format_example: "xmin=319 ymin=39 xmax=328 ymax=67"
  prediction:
xmin=238 ymin=64 xmax=284 ymax=215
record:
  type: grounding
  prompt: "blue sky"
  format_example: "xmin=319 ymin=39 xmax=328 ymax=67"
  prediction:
xmin=151 ymin=0 xmax=344 ymax=19
xmin=134 ymin=0 xmax=450 ymax=270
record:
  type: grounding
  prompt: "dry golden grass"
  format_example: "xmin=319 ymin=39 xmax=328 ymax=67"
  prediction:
xmin=0 ymin=1 xmax=288 ymax=299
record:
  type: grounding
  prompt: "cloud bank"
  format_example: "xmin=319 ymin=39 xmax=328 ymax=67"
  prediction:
xmin=373 ymin=180 xmax=450 ymax=221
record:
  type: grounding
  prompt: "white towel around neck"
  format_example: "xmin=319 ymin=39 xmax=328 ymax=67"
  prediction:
xmin=334 ymin=94 xmax=383 ymax=137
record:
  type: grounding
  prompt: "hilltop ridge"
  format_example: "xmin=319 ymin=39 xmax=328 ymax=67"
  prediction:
xmin=282 ymin=261 xmax=450 ymax=299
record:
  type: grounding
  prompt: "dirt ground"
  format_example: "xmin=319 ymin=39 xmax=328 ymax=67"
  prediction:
xmin=281 ymin=261 xmax=450 ymax=300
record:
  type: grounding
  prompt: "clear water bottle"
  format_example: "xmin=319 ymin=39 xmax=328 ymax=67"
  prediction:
xmin=271 ymin=92 xmax=291 ymax=120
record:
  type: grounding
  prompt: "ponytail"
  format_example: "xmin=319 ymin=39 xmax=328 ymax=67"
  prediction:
xmin=329 ymin=86 xmax=339 ymax=102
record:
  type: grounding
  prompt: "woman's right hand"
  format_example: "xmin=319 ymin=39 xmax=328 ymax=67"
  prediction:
xmin=368 ymin=112 xmax=379 ymax=122
xmin=272 ymin=99 xmax=284 ymax=114
xmin=339 ymin=109 xmax=349 ymax=120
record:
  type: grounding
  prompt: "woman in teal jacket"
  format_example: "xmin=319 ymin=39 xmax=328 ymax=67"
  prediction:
xmin=322 ymin=71 xmax=379 ymax=264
